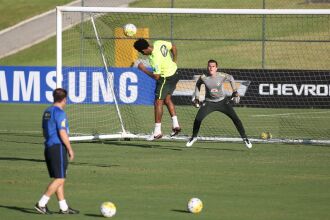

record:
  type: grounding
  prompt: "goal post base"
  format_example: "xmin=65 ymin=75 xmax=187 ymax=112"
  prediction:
xmin=70 ymin=133 xmax=330 ymax=145
xmin=69 ymin=132 xmax=138 ymax=142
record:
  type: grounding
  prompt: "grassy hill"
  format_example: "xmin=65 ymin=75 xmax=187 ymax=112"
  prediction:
xmin=0 ymin=0 xmax=329 ymax=68
xmin=0 ymin=0 xmax=73 ymax=30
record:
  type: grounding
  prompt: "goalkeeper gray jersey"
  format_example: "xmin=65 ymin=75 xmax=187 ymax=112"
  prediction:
xmin=194 ymin=72 xmax=237 ymax=102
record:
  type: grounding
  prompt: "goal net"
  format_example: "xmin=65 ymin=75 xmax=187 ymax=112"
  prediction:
xmin=56 ymin=7 xmax=330 ymax=144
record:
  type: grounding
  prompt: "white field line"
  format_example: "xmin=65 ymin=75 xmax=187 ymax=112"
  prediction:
xmin=0 ymin=129 xmax=41 ymax=134
xmin=252 ymin=111 xmax=330 ymax=118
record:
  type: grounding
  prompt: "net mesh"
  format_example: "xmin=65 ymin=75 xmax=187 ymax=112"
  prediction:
xmin=60 ymin=10 xmax=330 ymax=141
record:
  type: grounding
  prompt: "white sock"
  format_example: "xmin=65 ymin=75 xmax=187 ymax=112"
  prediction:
xmin=38 ymin=195 xmax=50 ymax=207
xmin=154 ymin=123 xmax=162 ymax=135
xmin=172 ymin=116 xmax=179 ymax=128
xmin=59 ymin=199 xmax=69 ymax=211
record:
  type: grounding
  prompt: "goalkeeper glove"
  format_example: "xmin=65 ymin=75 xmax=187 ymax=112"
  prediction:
xmin=231 ymin=91 xmax=240 ymax=104
xmin=193 ymin=99 xmax=200 ymax=108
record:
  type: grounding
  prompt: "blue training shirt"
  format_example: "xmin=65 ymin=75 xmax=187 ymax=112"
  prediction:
xmin=42 ymin=106 xmax=69 ymax=147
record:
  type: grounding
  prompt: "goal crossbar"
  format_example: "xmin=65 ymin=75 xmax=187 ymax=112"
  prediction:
xmin=57 ymin=6 xmax=330 ymax=15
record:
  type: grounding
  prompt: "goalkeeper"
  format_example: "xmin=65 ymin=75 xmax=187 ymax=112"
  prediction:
xmin=134 ymin=38 xmax=181 ymax=140
xmin=186 ymin=59 xmax=252 ymax=148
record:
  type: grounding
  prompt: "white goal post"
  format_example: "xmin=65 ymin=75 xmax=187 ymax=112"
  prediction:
xmin=56 ymin=7 xmax=330 ymax=144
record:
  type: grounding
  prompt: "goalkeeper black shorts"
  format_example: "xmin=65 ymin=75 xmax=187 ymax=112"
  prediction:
xmin=155 ymin=72 xmax=179 ymax=100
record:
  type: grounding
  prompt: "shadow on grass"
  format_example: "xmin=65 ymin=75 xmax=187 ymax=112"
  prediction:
xmin=85 ymin=213 xmax=104 ymax=217
xmin=171 ymin=209 xmax=190 ymax=213
xmin=71 ymin=161 xmax=119 ymax=168
xmin=0 ymin=157 xmax=119 ymax=168
xmin=0 ymin=157 xmax=44 ymax=163
xmin=0 ymin=132 xmax=42 ymax=145
xmin=101 ymin=140 xmax=184 ymax=151
xmin=101 ymin=140 xmax=247 ymax=152
xmin=198 ymin=146 xmax=246 ymax=152
xmin=0 ymin=205 xmax=39 ymax=214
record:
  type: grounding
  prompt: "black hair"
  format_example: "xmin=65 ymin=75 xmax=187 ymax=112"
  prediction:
xmin=53 ymin=88 xmax=67 ymax=103
xmin=208 ymin=59 xmax=218 ymax=67
xmin=134 ymin=38 xmax=149 ymax=53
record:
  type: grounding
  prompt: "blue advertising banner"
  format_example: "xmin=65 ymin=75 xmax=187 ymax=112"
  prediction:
xmin=3 ymin=66 xmax=327 ymax=108
xmin=0 ymin=66 xmax=156 ymax=105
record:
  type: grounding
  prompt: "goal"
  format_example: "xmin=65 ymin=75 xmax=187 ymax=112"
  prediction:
xmin=56 ymin=7 xmax=330 ymax=144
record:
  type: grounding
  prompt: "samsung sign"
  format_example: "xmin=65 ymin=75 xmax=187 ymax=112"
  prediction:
xmin=259 ymin=84 xmax=330 ymax=96
xmin=1 ymin=67 xmax=329 ymax=108
xmin=0 ymin=66 xmax=155 ymax=104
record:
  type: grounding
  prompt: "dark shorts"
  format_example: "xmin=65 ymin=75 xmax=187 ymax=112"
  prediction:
xmin=44 ymin=144 xmax=68 ymax=178
xmin=196 ymin=99 xmax=238 ymax=121
xmin=155 ymin=73 xmax=179 ymax=100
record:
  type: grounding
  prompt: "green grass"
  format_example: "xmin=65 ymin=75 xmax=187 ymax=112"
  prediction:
xmin=0 ymin=2 xmax=329 ymax=219
xmin=1 ymin=130 xmax=330 ymax=220
xmin=131 ymin=0 xmax=330 ymax=9
xmin=0 ymin=0 xmax=73 ymax=30
xmin=0 ymin=0 xmax=329 ymax=69
xmin=1 ymin=103 xmax=330 ymax=142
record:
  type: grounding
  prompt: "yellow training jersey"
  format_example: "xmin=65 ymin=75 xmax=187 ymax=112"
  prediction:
xmin=148 ymin=40 xmax=177 ymax=77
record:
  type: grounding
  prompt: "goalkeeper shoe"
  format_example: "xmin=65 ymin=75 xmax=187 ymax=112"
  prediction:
xmin=186 ymin=137 xmax=197 ymax=147
xmin=243 ymin=138 xmax=252 ymax=149
xmin=34 ymin=203 xmax=51 ymax=214
xmin=147 ymin=133 xmax=163 ymax=141
xmin=170 ymin=127 xmax=181 ymax=137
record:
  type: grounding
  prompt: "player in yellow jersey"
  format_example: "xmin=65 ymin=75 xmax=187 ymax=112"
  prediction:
xmin=134 ymin=38 xmax=181 ymax=140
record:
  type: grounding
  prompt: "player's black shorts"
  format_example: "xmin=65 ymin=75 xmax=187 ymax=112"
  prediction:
xmin=44 ymin=144 xmax=68 ymax=178
xmin=155 ymin=72 xmax=179 ymax=100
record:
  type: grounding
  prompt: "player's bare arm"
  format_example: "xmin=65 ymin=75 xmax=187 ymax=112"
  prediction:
xmin=138 ymin=63 xmax=160 ymax=80
xmin=171 ymin=44 xmax=177 ymax=63
xmin=59 ymin=129 xmax=74 ymax=161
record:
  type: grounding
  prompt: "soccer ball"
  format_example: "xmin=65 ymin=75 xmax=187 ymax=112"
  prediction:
xmin=100 ymin=201 xmax=116 ymax=218
xmin=260 ymin=132 xmax=268 ymax=140
xmin=260 ymin=131 xmax=272 ymax=139
xmin=187 ymin=198 xmax=203 ymax=214
xmin=123 ymin=23 xmax=137 ymax=37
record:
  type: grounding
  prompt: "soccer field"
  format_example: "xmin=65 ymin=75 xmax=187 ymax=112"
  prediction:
xmin=1 ymin=103 xmax=329 ymax=141
xmin=0 ymin=103 xmax=330 ymax=219
xmin=1 ymin=133 xmax=330 ymax=220
xmin=0 ymin=1 xmax=329 ymax=218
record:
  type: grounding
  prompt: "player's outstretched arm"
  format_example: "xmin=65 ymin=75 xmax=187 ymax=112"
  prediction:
xmin=137 ymin=63 xmax=160 ymax=80
xmin=224 ymin=73 xmax=240 ymax=104
xmin=171 ymin=44 xmax=177 ymax=63
xmin=59 ymin=129 xmax=74 ymax=161
xmin=192 ymin=76 xmax=203 ymax=107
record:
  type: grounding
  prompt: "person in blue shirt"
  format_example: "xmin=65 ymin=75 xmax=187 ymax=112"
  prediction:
xmin=35 ymin=88 xmax=79 ymax=214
